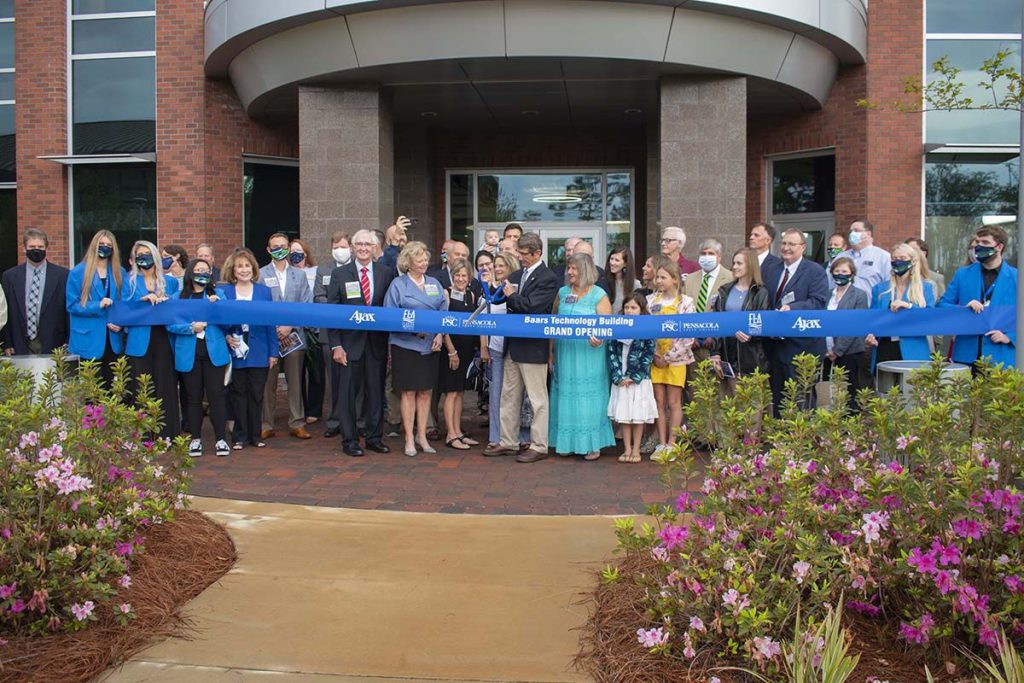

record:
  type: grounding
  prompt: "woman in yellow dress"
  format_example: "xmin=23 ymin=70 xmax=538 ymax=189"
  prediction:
xmin=646 ymin=257 xmax=695 ymax=453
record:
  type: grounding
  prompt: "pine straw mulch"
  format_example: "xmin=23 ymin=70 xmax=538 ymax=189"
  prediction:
xmin=575 ymin=553 xmax=966 ymax=683
xmin=0 ymin=509 xmax=237 ymax=683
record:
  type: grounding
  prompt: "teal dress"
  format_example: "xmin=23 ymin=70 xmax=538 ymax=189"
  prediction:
xmin=550 ymin=285 xmax=616 ymax=455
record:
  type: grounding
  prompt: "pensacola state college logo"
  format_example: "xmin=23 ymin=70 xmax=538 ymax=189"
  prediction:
xmin=747 ymin=313 xmax=762 ymax=336
xmin=661 ymin=320 xmax=680 ymax=333
xmin=441 ymin=316 xmax=459 ymax=328
xmin=792 ymin=316 xmax=822 ymax=331
xmin=349 ymin=310 xmax=376 ymax=324
xmin=402 ymin=309 xmax=416 ymax=330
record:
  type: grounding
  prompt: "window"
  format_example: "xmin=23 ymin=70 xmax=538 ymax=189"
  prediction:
xmin=477 ymin=173 xmax=603 ymax=223
xmin=927 ymin=0 xmax=1021 ymax=34
xmin=243 ymin=162 xmax=299 ymax=262
xmin=73 ymin=164 xmax=156 ymax=263
xmin=448 ymin=174 xmax=473 ymax=247
xmin=72 ymin=0 xmax=154 ymax=13
xmin=767 ymin=151 xmax=836 ymax=263
xmin=0 ymin=190 xmax=15 ymax=273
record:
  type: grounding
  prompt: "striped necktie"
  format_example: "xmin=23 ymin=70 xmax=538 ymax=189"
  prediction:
xmin=696 ymin=273 xmax=711 ymax=313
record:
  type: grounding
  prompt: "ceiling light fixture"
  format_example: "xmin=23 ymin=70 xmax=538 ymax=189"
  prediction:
xmin=533 ymin=195 xmax=583 ymax=204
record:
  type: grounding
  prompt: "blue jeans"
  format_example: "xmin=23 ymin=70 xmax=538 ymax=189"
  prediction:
xmin=487 ymin=350 xmax=528 ymax=445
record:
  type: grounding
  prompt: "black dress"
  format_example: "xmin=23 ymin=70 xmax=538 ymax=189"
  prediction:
xmin=438 ymin=287 xmax=479 ymax=393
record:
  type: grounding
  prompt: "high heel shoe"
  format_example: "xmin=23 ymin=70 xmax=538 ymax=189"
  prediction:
xmin=418 ymin=440 xmax=437 ymax=454
xmin=404 ymin=442 xmax=417 ymax=457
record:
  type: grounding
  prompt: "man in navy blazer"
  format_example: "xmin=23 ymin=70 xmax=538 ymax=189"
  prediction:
xmin=482 ymin=233 xmax=560 ymax=463
xmin=749 ymin=222 xmax=783 ymax=273
xmin=761 ymin=228 xmax=830 ymax=415
xmin=326 ymin=229 xmax=396 ymax=456
xmin=1 ymin=229 xmax=69 ymax=356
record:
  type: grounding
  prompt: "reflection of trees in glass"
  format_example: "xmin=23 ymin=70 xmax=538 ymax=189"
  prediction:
xmin=495 ymin=190 xmax=520 ymax=223
xmin=606 ymin=173 xmax=632 ymax=222
xmin=772 ymin=157 xmax=835 ymax=214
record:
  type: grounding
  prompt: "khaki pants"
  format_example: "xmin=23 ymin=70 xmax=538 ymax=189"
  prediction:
xmin=263 ymin=349 xmax=305 ymax=431
xmin=499 ymin=357 xmax=548 ymax=453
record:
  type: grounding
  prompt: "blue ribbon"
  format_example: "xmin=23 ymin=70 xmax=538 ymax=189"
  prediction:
xmin=108 ymin=300 xmax=1017 ymax=341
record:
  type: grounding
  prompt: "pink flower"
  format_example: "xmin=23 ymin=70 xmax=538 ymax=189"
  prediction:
xmin=931 ymin=539 xmax=961 ymax=566
xmin=115 ymin=540 xmax=134 ymax=557
xmin=722 ymin=589 xmax=741 ymax=607
xmin=9 ymin=599 xmax=25 ymax=613
xmin=752 ymin=636 xmax=782 ymax=661
xmin=899 ymin=613 xmax=935 ymax=644
xmin=689 ymin=616 xmax=706 ymax=632
xmin=952 ymin=518 xmax=984 ymax=540
xmin=1004 ymin=575 xmax=1023 ymax=595
xmin=0 ymin=582 xmax=16 ymax=599
xmin=70 ymin=601 xmax=94 ymax=621
xmin=861 ymin=510 xmax=890 ymax=545
xmin=847 ymin=600 xmax=882 ymax=617
xmin=657 ymin=524 xmax=688 ymax=552
xmin=888 ymin=461 xmax=904 ymax=474
xmin=934 ymin=570 xmax=958 ymax=595
xmin=0 ymin=528 xmax=9 ymax=541
xmin=118 ymin=603 xmax=132 ymax=614
xmin=907 ymin=547 xmax=938 ymax=575
xmin=675 ymin=492 xmax=697 ymax=513
xmin=19 ymin=432 xmax=38 ymax=448
xmin=978 ymin=622 xmax=1000 ymax=650
xmin=895 ymin=435 xmax=918 ymax=450
xmin=805 ymin=460 xmax=818 ymax=474
xmin=792 ymin=560 xmax=811 ymax=585
xmin=636 ymin=627 xmax=669 ymax=648
xmin=118 ymin=574 xmax=132 ymax=589
xmin=683 ymin=633 xmax=696 ymax=659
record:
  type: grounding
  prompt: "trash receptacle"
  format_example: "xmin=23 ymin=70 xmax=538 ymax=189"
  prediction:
xmin=876 ymin=360 xmax=970 ymax=400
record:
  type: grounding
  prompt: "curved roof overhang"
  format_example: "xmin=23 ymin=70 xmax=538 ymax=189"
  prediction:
xmin=204 ymin=0 xmax=867 ymax=117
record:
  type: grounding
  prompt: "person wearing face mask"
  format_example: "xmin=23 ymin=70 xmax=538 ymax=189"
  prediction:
xmin=313 ymin=231 xmax=352 ymax=438
xmin=826 ymin=233 xmax=847 ymax=264
xmin=123 ymin=240 xmax=181 ymax=440
xmin=837 ymin=220 xmax=891 ymax=303
xmin=824 ymin=257 xmax=869 ymax=413
xmin=939 ymin=226 xmax=1017 ymax=370
xmin=160 ymin=245 xmax=189 ymax=291
xmin=683 ymin=238 xmax=734 ymax=364
xmin=865 ymin=243 xmax=936 ymax=370
xmin=2 ymin=229 xmax=69 ymax=356
xmin=259 ymin=232 xmax=314 ymax=441
xmin=66 ymin=230 xmax=126 ymax=387
xmin=195 ymin=243 xmax=221 ymax=283
xmin=289 ymin=238 xmax=325 ymax=427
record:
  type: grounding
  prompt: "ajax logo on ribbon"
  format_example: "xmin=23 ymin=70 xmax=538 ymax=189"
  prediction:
xmin=349 ymin=310 xmax=376 ymax=324
xmin=792 ymin=317 xmax=823 ymax=331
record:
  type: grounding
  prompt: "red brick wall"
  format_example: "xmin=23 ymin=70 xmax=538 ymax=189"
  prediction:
xmin=15 ymin=0 xmax=69 ymax=263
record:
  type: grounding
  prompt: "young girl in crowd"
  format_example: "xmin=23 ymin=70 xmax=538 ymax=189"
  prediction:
xmin=606 ymin=292 xmax=657 ymax=463
xmin=647 ymin=258 xmax=695 ymax=452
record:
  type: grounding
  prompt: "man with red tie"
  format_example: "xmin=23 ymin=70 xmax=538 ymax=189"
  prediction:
xmin=326 ymin=229 xmax=396 ymax=457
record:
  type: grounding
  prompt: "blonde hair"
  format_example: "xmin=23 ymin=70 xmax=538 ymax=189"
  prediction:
xmin=493 ymin=252 xmax=519 ymax=281
xmin=222 ymin=248 xmax=261 ymax=285
xmin=127 ymin=240 xmax=167 ymax=299
xmin=79 ymin=230 xmax=123 ymax=306
xmin=397 ymin=241 xmax=430 ymax=275
xmin=886 ymin=243 xmax=927 ymax=307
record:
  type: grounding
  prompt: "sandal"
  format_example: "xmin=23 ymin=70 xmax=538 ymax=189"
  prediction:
xmin=584 ymin=452 xmax=601 ymax=461
xmin=446 ymin=437 xmax=471 ymax=451
xmin=232 ymin=442 xmax=244 ymax=451
xmin=456 ymin=434 xmax=480 ymax=446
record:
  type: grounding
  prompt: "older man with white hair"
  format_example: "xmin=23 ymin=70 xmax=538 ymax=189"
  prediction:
xmin=660 ymin=226 xmax=700 ymax=276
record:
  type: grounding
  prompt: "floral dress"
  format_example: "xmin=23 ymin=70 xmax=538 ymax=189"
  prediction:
xmin=647 ymin=292 xmax=696 ymax=387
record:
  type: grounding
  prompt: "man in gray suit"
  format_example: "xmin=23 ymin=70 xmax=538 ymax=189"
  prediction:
xmin=260 ymin=232 xmax=314 ymax=440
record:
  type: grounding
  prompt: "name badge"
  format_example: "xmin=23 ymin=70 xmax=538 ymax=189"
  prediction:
xmin=322 ymin=276 xmax=331 ymax=286
xmin=425 ymin=283 xmax=440 ymax=297
xmin=864 ymin=261 xmax=874 ymax=267
xmin=451 ymin=290 xmax=465 ymax=302
xmin=781 ymin=292 xmax=796 ymax=306
xmin=345 ymin=282 xmax=361 ymax=298
xmin=565 ymin=294 xmax=579 ymax=304
xmin=265 ymin=277 xmax=278 ymax=287
xmin=650 ymin=303 xmax=662 ymax=314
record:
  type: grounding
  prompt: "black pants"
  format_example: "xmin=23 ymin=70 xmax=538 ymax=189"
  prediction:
xmin=129 ymin=327 xmax=181 ymax=440
xmin=98 ymin=340 xmax=120 ymax=390
xmin=303 ymin=343 xmax=326 ymax=420
xmin=768 ymin=351 xmax=817 ymax=417
xmin=335 ymin=354 xmax=385 ymax=447
xmin=322 ymin=343 xmax=343 ymax=430
xmin=181 ymin=338 xmax=227 ymax=441
xmin=230 ymin=366 xmax=268 ymax=445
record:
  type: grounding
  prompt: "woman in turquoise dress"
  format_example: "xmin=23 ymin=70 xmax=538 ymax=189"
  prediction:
xmin=549 ymin=253 xmax=616 ymax=461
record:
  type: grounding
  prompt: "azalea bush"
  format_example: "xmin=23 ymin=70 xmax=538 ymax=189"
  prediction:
xmin=0 ymin=352 xmax=190 ymax=636
xmin=618 ymin=355 xmax=1024 ymax=675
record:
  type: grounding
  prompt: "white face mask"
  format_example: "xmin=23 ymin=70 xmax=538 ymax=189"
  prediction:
xmin=698 ymin=255 xmax=718 ymax=272
xmin=333 ymin=247 xmax=352 ymax=264
xmin=847 ymin=231 xmax=864 ymax=247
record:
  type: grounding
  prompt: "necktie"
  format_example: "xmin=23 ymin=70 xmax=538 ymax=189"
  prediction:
xmin=360 ymin=267 xmax=371 ymax=305
xmin=696 ymin=273 xmax=711 ymax=313
xmin=27 ymin=267 xmax=41 ymax=341
xmin=774 ymin=268 xmax=790 ymax=306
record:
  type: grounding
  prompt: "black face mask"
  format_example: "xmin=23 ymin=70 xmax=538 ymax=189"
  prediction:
xmin=97 ymin=245 xmax=113 ymax=260
xmin=135 ymin=255 xmax=155 ymax=270
xmin=974 ymin=245 xmax=998 ymax=263
xmin=193 ymin=274 xmax=211 ymax=287
xmin=891 ymin=260 xmax=913 ymax=276
xmin=25 ymin=249 xmax=46 ymax=264
xmin=832 ymin=273 xmax=852 ymax=287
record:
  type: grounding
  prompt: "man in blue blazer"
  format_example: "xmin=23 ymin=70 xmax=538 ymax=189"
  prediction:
xmin=259 ymin=232 xmax=314 ymax=440
xmin=938 ymin=226 xmax=1017 ymax=369
xmin=761 ymin=228 xmax=830 ymax=415
xmin=749 ymin=222 xmax=783 ymax=273
xmin=1 ymin=229 xmax=69 ymax=355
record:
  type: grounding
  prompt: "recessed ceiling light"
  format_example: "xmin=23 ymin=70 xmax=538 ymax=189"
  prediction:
xmin=624 ymin=108 xmax=643 ymax=115
xmin=419 ymin=111 xmax=438 ymax=118
xmin=521 ymin=110 xmax=540 ymax=116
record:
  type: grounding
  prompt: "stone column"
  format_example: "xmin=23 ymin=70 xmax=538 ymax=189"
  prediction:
xmin=299 ymin=85 xmax=394 ymax=259
xmin=659 ymin=77 xmax=747 ymax=258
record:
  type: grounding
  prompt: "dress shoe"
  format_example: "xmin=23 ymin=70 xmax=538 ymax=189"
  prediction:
xmin=365 ymin=440 xmax=391 ymax=454
xmin=516 ymin=449 xmax=549 ymax=464
xmin=323 ymin=427 xmax=341 ymax=438
xmin=342 ymin=444 xmax=364 ymax=457
xmin=260 ymin=428 xmax=275 ymax=440
xmin=482 ymin=444 xmax=517 ymax=457
xmin=426 ymin=427 xmax=441 ymax=441
xmin=290 ymin=427 xmax=312 ymax=439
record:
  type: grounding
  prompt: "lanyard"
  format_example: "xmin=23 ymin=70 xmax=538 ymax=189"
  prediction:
xmin=982 ymin=280 xmax=997 ymax=305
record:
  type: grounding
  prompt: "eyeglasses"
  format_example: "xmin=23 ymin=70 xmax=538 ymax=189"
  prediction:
xmin=353 ymin=242 xmax=375 ymax=247
xmin=781 ymin=241 xmax=804 ymax=248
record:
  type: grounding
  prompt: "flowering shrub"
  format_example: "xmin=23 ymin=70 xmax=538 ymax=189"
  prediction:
xmin=0 ymin=353 xmax=190 ymax=635
xmin=619 ymin=355 xmax=1024 ymax=674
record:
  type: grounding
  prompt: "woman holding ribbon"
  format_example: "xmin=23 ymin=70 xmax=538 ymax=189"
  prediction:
xmin=66 ymin=230 xmax=126 ymax=387
xmin=439 ymin=258 xmax=479 ymax=450
xmin=549 ymin=253 xmax=616 ymax=461
xmin=865 ymin=243 xmax=936 ymax=369
xmin=123 ymin=240 xmax=180 ymax=439
xmin=383 ymin=241 xmax=453 ymax=457
xmin=710 ymin=247 xmax=771 ymax=391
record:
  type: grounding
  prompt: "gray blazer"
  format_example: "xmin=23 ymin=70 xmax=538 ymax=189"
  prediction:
xmin=830 ymin=285 xmax=869 ymax=357
xmin=312 ymin=261 xmax=344 ymax=342
xmin=259 ymin=263 xmax=313 ymax=332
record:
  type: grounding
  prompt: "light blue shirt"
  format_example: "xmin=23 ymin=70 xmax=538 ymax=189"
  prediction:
xmin=835 ymin=244 xmax=891 ymax=302
xmin=383 ymin=274 xmax=448 ymax=354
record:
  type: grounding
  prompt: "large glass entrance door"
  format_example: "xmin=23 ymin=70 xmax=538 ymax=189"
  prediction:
xmin=472 ymin=225 xmax=603 ymax=266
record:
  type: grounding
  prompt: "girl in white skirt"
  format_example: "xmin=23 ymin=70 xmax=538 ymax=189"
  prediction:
xmin=607 ymin=293 xmax=659 ymax=463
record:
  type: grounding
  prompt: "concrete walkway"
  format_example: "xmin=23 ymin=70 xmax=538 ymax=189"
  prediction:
xmin=101 ymin=496 xmax=621 ymax=682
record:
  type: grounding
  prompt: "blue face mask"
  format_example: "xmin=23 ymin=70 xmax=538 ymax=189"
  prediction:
xmin=891 ymin=259 xmax=913 ymax=276
xmin=832 ymin=273 xmax=852 ymax=287
xmin=135 ymin=254 xmax=154 ymax=270
xmin=97 ymin=245 xmax=113 ymax=260
xmin=974 ymin=245 xmax=997 ymax=263
xmin=162 ymin=256 xmax=174 ymax=270
xmin=847 ymin=231 xmax=863 ymax=247
xmin=193 ymin=274 xmax=211 ymax=287
xmin=289 ymin=252 xmax=305 ymax=265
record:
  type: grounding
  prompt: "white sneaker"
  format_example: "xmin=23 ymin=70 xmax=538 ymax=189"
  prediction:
xmin=215 ymin=439 xmax=230 ymax=457
xmin=188 ymin=439 xmax=203 ymax=458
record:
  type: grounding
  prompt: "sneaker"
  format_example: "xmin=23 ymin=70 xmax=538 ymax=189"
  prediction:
xmin=215 ymin=439 xmax=230 ymax=457
xmin=188 ymin=439 xmax=203 ymax=458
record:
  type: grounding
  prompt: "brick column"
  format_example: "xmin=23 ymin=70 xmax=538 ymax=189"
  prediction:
xmin=659 ymin=77 xmax=747 ymax=258
xmin=299 ymin=85 xmax=394 ymax=260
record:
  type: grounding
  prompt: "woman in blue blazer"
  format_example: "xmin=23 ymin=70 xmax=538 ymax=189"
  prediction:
xmin=122 ymin=240 xmax=181 ymax=440
xmin=66 ymin=230 xmax=126 ymax=388
xmin=866 ymin=243 xmax=936 ymax=370
xmin=218 ymin=248 xmax=279 ymax=450
xmin=169 ymin=259 xmax=231 ymax=458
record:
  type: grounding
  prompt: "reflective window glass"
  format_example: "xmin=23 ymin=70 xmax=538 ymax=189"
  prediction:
xmin=0 ymin=1 xmax=13 ymax=19
xmin=73 ymin=164 xmax=157 ymax=262
xmin=449 ymin=174 xmax=473 ymax=248
xmin=73 ymin=0 xmax=154 ymax=14
xmin=477 ymin=173 xmax=602 ymax=223
xmin=73 ymin=57 xmax=154 ymax=154
xmin=73 ymin=17 xmax=155 ymax=54
xmin=243 ymin=163 xmax=299 ymax=261
xmin=771 ymin=155 xmax=836 ymax=215
xmin=0 ymin=72 xmax=13 ymax=101
xmin=0 ymin=103 xmax=14 ymax=184
xmin=925 ymin=156 xmax=1019 ymax=281
xmin=605 ymin=172 xmax=632 ymax=251
xmin=926 ymin=40 xmax=1020 ymax=144
xmin=0 ymin=23 xmax=12 ymax=69
xmin=927 ymin=0 xmax=1021 ymax=34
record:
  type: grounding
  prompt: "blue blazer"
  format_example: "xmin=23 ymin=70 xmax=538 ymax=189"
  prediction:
xmin=938 ymin=261 xmax=1018 ymax=368
xmin=66 ymin=262 xmax=127 ymax=360
xmin=122 ymin=274 xmax=180 ymax=357
xmin=761 ymin=258 xmax=830 ymax=360
xmin=871 ymin=279 xmax=936 ymax=370
xmin=217 ymin=283 xmax=278 ymax=369
xmin=168 ymin=292 xmax=231 ymax=373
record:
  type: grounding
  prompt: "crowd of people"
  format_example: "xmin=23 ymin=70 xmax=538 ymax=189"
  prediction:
xmin=0 ymin=215 xmax=1015 ymax=462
